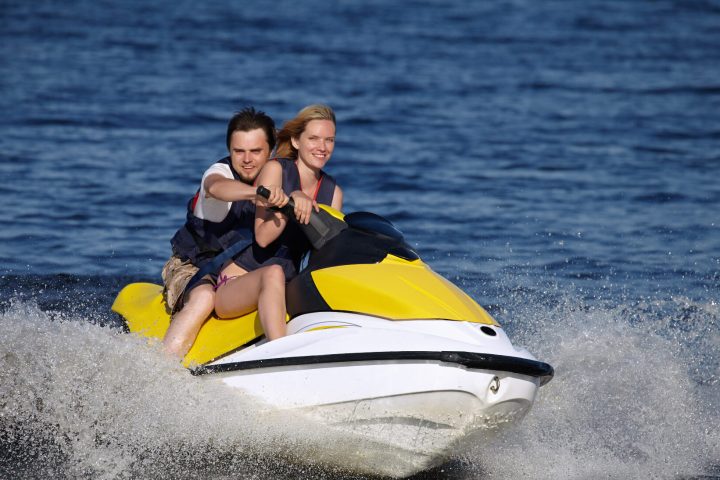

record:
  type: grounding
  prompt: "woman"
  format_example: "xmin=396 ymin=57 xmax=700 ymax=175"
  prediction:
xmin=213 ymin=104 xmax=343 ymax=334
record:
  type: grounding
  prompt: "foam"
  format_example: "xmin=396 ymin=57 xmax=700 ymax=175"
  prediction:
xmin=1 ymin=296 xmax=717 ymax=479
xmin=466 ymin=295 xmax=720 ymax=479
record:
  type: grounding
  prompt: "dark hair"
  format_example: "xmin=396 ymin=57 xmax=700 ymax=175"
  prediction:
xmin=226 ymin=107 xmax=276 ymax=152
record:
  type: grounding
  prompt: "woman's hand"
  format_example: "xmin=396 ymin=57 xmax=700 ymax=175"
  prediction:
xmin=258 ymin=185 xmax=289 ymax=208
xmin=290 ymin=190 xmax=318 ymax=225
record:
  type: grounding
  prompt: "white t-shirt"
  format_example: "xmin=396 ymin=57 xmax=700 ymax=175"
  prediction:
xmin=193 ymin=162 xmax=234 ymax=222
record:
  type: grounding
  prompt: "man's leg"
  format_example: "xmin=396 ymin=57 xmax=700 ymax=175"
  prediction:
xmin=162 ymin=283 xmax=215 ymax=358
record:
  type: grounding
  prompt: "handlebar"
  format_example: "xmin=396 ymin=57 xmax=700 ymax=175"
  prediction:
xmin=256 ymin=185 xmax=346 ymax=250
xmin=256 ymin=185 xmax=297 ymax=218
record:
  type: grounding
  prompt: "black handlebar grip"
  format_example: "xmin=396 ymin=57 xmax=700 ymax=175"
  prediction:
xmin=256 ymin=185 xmax=271 ymax=199
xmin=256 ymin=185 xmax=296 ymax=216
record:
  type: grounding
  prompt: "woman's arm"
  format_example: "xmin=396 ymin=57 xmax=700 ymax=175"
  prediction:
xmin=288 ymin=190 xmax=317 ymax=225
xmin=331 ymin=185 xmax=343 ymax=211
xmin=254 ymin=161 xmax=289 ymax=247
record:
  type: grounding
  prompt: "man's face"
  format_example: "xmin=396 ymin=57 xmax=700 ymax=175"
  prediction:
xmin=229 ymin=128 xmax=271 ymax=183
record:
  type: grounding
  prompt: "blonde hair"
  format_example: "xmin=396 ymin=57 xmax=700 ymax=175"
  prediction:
xmin=275 ymin=104 xmax=336 ymax=159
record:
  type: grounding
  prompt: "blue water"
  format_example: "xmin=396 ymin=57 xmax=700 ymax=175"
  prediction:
xmin=1 ymin=0 xmax=718 ymax=478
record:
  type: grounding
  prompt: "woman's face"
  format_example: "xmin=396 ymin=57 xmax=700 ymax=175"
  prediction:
xmin=292 ymin=119 xmax=336 ymax=171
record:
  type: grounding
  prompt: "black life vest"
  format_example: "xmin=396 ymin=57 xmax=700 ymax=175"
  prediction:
xmin=170 ymin=157 xmax=255 ymax=269
xmin=233 ymin=157 xmax=337 ymax=280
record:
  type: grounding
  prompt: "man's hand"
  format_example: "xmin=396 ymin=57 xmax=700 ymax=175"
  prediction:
xmin=258 ymin=185 xmax=289 ymax=208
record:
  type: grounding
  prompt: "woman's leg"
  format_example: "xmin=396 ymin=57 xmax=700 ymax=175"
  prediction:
xmin=162 ymin=283 xmax=215 ymax=358
xmin=215 ymin=264 xmax=287 ymax=340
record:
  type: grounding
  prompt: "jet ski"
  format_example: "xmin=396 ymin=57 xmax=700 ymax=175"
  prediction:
xmin=112 ymin=192 xmax=554 ymax=478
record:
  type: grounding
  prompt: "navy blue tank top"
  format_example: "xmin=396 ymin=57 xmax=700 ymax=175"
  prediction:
xmin=234 ymin=158 xmax=337 ymax=280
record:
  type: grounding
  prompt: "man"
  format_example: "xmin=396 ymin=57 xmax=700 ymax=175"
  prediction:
xmin=162 ymin=107 xmax=287 ymax=358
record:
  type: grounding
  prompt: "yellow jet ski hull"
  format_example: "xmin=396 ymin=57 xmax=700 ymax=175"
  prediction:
xmin=113 ymin=254 xmax=497 ymax=367
xmin=111 ymin=282 xmax=265 ymax=366
xmin=112 ymin=206 xmax=498 ymax=367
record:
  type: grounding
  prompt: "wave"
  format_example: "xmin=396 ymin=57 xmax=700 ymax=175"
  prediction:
xmin=0 ymin=300 xmax=406 ymax=479
xmin=470 ymin=293 xmax=719 ymax=479
xmin=1 ymin=289 xmax=717 ymax=479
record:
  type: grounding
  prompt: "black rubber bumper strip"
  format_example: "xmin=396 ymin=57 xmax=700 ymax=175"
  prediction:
xmin=191 ymin=351 xmax=554 ymax=386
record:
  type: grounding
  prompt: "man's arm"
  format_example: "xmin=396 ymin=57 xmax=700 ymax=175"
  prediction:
xmin=204 ymin=174 xmax=257 ymax=202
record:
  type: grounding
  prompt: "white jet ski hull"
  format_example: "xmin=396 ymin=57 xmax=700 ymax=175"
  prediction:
xmin=194 ymin=312 xmax=551 ymax=477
